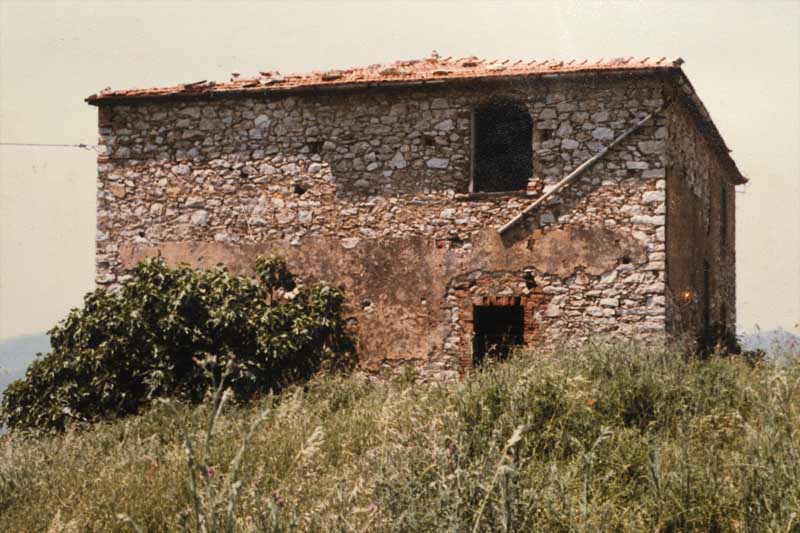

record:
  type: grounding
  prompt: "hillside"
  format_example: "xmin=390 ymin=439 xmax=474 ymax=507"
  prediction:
xmin=740 ymin=328 xmax=800 ymax=359
xmin=1 ymin=341 xmax=798 ymax=532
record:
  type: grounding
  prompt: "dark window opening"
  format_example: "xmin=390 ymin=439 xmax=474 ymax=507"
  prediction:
xmin=697 ymin=262 xmax=738 ymax=356
xmin=293 ymin=183 xmax=307 ymax=195
xmin=720 ymin=302 xmax=728 ymax=331
xmin=702 ymin=260 xmax=711 ymax=340
xmin=523 ymin=271 xmax=536 ymax=289
xmin=472 ymin=305 xmax=525 ymax=365
xmin=308 ymin=141 xmax=322 ymax=154
xmin=473 ymin=100 xmax=533 ymax=192
xmin=721 ymin=184 xmax=728 ymax=249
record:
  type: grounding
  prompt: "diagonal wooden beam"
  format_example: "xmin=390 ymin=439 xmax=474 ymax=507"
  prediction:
xmin=497 ymin=106 xmax=663 ymax=235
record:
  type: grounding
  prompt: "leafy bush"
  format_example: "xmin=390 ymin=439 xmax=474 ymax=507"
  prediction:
xmin=0 ymin=257 xmax=354 ymax=432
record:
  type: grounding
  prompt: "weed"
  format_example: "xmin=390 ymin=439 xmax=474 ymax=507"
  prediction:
xmin=0 ymin=340 xmax=798 ymax=531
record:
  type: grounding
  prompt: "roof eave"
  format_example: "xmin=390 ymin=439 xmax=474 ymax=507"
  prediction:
xmin=84 ymin=66 xmax=675 ymax=106
xmin=672 ymin=69 xmax=747 ymax=184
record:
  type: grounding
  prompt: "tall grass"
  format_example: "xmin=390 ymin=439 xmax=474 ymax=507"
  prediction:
xmin=1 ymin=340 xmax=798 ymax=532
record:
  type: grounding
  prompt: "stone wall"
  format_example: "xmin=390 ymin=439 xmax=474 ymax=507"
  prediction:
xmin=94 ymin=73 xmax=671 ymax=377
xmin=665 ymin=94 xmax=737 ymax=342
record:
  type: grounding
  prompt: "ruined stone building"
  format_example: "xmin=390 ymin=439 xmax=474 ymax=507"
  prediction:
xmin=86 ymin=54 xmax=746 ymax=378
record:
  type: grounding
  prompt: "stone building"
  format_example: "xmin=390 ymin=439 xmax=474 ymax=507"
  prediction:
xmin=86 ymin=54 xmax=746 ymax=378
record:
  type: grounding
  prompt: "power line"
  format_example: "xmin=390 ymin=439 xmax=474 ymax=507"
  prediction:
xmin=0 ymin=142 xmax=96 ymax=151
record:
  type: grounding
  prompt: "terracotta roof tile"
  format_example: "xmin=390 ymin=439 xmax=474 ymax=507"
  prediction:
xmin=85 ymin=53 xmax=682 ymax=103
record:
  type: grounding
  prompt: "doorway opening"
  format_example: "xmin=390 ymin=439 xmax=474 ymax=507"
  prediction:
xmin=702 ymin=260 xmax=711 ymax=341
xmin=472 ymin=305 xmax=525 ymax=365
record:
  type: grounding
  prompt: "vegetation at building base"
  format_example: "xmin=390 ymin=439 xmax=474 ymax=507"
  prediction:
xmin=1 ymin=342 xmax=798 ymax=532
xmin=0 ymin=256 xmax=355 ymax=432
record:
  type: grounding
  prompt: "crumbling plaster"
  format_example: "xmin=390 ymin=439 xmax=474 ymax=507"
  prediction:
xmin=96 ymin=73 xmax=673 ymax=377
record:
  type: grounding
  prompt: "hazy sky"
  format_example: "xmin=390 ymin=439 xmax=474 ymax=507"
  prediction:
xmin=0 ymin=0 xmax=798 ymax=340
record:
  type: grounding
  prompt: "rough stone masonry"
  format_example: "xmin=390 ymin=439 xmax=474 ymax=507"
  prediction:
xmin=87 ymin=55 xmax=746 ymax=379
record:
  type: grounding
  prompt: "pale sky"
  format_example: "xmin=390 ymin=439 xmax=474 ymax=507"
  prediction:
xmin=0 ymin=0 xmax=798 ymax=340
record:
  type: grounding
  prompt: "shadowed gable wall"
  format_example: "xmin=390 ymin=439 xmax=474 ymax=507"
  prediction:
xmin=665 ymin=93 xmax=737 ymax=343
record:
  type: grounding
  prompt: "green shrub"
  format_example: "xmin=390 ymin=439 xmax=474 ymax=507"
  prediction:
xmin=0 ymin=256 xmax=354 ymax=432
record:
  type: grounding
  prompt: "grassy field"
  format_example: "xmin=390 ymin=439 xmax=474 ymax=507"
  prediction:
xmin=1 ymin=341 xmax=798 ymax=532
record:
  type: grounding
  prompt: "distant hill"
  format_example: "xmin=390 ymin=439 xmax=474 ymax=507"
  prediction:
xmin=0 ymin=332 xmax=50 ymax=396
xmin=740 ymin=329 xmax=800 ymax=359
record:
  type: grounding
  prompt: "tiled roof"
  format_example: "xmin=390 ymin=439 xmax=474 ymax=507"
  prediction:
xmin=85 ymin=53 xmax=746 ymax=183
xmin=86 ymin=53 xmax=684 ymax=103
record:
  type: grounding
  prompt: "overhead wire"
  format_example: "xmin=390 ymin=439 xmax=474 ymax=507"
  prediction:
xmin=0 ymin=142 xmax=97 ymax=152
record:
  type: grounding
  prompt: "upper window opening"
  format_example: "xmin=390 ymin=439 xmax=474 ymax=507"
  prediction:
xmin=720 ymin=184 xmax=728 ymax=249
xmin=703 ymin=260 xmax=711 ymax=340
xmin=473 ymin=99 xmax=533 ymax=192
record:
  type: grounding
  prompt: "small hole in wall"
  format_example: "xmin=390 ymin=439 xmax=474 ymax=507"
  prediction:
xmin=540 ymin=129 xmax=554 ymax=142
xmin=423 ymin=135 xmax=435 ymax=147
xmin=294 ymin=183 xmax=307 ymax=195
xmin=523 ymin=271 xmax=536 ymax=289
xmin=138 ymin=230 xmax=145 ymax=238
xmin=361 ymin=298 xmax=376 ymax=313
xmin=621 ymin=255 xmax=632 ymax=264
xmin=308 ymin=141 xmax=322 ymax=154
